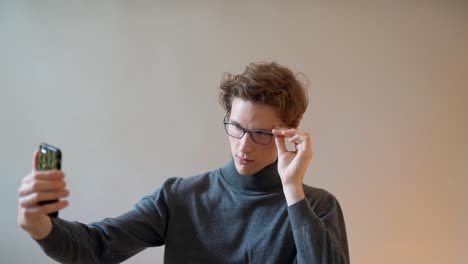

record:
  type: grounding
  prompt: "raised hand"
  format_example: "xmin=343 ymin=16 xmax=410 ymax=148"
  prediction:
xmin=17 ymin=150 xmax=69 ymax=239
xmin=273 ymin=128 xmax=313 ymax=205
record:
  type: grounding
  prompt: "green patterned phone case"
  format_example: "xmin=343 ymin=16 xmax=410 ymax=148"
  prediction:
xmin=37 ymin=143 xmax=62 ymax=217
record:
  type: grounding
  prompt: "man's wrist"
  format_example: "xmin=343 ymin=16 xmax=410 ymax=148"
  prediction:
xmin=26 ymin=216 xmax=53 ymax=240
xmin=283 ymin=184 xmax=305 ymax=206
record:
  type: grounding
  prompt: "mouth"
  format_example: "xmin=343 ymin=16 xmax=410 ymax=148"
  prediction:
xmin=236 ymin=155 xmax=253 ymax=165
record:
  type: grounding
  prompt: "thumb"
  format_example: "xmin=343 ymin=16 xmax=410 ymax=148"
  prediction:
xmin=32 ymin=150 xmax=39 ymax=171
xmin=274 ymin=134 xmax=287 ymax=154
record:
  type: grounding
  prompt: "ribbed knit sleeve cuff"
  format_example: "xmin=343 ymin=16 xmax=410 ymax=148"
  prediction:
xmin=287 ymin=199 xmax=322 ymax=231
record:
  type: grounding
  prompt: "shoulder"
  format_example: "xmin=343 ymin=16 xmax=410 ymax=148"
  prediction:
xmin=140 ymin=168 xmax=221 ymax=206
xmin=303 ymin=184 xmax=335 ymax=201
xmin=302 ymin=184 xmax=343 ymax=217
xmin=159 ymin=168 xmax=222 ymax=197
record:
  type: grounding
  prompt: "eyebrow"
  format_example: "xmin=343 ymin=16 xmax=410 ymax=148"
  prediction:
xmin=228 ymin=119 xmax=274 ymax=133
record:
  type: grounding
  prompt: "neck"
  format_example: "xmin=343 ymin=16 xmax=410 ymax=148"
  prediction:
xmin=221 ymin=159 xmax=282 ymax=192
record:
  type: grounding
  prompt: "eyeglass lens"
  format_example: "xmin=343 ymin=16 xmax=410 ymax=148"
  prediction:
xmin=224 ymin=123 xmax=272 ymax=144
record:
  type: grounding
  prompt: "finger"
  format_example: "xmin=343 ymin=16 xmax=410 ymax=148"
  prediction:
xmin=288 ymin=134 xmax=301 ymax=145
xmin=23 ymin=170 xmax=64 ymax=184
xmin=33 ymin=170 xmax=64 ymax=181
xmin=40 ymin=200 xmax=69 ymax=215
xmin=24 ymin=200 xmax=69 ymax=216
xmin=288 ymin=134 xmax=309 ymax=145
xmin=22 ymin=173 xmax=34 ymax=184
xmin=22 ymin=150 xmax=41 ymax=183
xmin=279 ymin=128 xmax=301 ymax=138
xmin=19 ymin=179 xmax=67 ymax=196
xmin=272 ymin=127 xmax=293 ymax=136
xmin=20 ymin=189 xmax=70 ymax=208
xmin=272 ymin=128 xmax=282 ymax=135
xmin=274 ymin=134 xmax=287 ymax=154
xmin=32 ymin=150 xmax=39 ymax=172
xmin=295 ymin=135 xmax=314 ymax=159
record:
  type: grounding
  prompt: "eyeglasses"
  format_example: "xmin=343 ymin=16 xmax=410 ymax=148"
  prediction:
xmin=223 ymin=118 xmax=274 ymax=145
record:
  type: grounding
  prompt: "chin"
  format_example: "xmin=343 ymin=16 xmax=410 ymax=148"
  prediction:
xmin=235 ymin=163 xmax=259 ymax=176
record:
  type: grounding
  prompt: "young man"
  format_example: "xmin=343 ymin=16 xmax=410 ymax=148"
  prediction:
xmin=18 ymin=62 xmax=349 ymax=263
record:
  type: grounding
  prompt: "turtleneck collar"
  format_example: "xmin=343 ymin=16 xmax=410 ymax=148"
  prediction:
xmin=220 ymin=158 xmax=283 ymax=192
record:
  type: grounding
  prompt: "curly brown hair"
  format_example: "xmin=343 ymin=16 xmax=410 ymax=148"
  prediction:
xmin=219 ymin=62 xmax=309 ymax=128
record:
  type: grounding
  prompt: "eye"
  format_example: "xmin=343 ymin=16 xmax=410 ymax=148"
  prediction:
xmin=225 ymin=123 xmax=244 ymax=138
xmin=251 ymin=131 xmax=273 ymax=144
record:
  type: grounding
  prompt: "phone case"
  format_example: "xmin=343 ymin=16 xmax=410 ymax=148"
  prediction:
xmin=37 ymin=143 xmax=62 ymax=217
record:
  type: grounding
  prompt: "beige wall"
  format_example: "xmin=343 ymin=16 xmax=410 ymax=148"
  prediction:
xmin=1 ymin=1 xmax=467 ymax=263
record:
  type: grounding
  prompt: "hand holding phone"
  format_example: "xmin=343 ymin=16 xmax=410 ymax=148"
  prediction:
xmin=18 ymin=144 xmax=69 ymax=236
xmin=18 ymin=144 xmax=69 ymax=239
xmin=37 ymin=143 xmax=62 ymax=217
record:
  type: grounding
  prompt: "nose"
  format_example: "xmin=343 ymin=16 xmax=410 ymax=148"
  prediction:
xmin=238 ymin=132 xmax=254 ymax=153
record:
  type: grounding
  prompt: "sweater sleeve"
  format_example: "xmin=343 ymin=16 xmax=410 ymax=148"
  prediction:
xmin=34 ymin=178 xmax=179 ymax=264
xmin=287 ymin=192 xmax=350 ymax=264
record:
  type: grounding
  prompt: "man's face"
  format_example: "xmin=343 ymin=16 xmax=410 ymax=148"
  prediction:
xmin=227 ymin=98 xmax=285 ymax=176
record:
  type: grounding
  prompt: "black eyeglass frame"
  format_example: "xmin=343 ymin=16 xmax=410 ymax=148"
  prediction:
xmin=223 ymin=117 xmax=275 ymax=145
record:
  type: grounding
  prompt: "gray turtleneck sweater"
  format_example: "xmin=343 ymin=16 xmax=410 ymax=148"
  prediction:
xmin=35 ymin=160 xmax=349 ymax=263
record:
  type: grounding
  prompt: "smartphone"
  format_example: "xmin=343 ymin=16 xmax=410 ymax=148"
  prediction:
xmin=37 ymin=143 xmax=62 ymax=217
